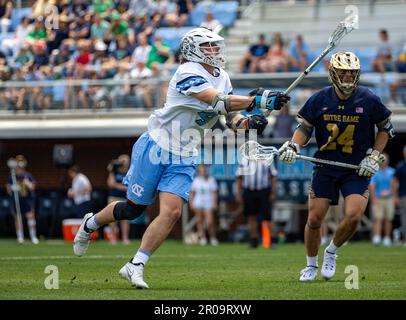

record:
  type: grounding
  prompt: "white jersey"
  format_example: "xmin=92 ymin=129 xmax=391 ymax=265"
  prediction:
xmin=148 ymin=62 xmax=233 ymax=156
xmin=191 ymin=176 xmax=218 ymax=209
xmin=72 ymin=173 xmax=92 ymax=205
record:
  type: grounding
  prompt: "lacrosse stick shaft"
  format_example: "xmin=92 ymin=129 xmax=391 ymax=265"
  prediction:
xmin=10 ymin=167 xmax=24 ymax=240
xmin=296 ymin=154 xmax=359 ymax=170
xmin=264 ymin=18 xmax=355 ymax=116
xmin=285 ymin=47 xmax=331 ymax=95
xmin=264 ymin=46 xmax=332 ymax=116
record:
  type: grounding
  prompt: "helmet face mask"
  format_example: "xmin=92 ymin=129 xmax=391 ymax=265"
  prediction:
xmin=181 ymin=28 xmax=226 ymax=69
xmin=329 ymin=52 xmax=360 ymax=97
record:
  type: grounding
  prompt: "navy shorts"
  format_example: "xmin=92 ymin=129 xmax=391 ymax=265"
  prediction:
xmin=242 ymin=188 xmax=272 ymax=221
xmin=12 ymin=197 xmax=33 ymax=215
xmin=310 ymin=166 xmax=370 ymax=205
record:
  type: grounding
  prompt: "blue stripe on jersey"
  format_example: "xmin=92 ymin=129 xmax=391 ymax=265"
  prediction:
xmin=176 ymin=76 xmax=208 ymax=93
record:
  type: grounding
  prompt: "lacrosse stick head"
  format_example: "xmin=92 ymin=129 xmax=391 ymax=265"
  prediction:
xmin=239 ymin=141 xmax=279 ymax=165
xmin=328 ymin=16 xmax=357 ymax=49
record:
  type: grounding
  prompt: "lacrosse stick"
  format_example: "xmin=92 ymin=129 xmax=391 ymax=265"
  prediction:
xmin=7 ymin=158 xmax=25 ymax=241
xmin=264 ymin=15 xmax=357 ymax=116
xmin=240 ymin=141 xmax=359 ymax=170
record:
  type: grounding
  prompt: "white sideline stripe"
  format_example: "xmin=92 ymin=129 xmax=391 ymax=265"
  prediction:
xmin=3 ymin=252 xmax=403 ymax=262
xmin=0 ymin=253 xmax=269 ymax=261
xmin=0 ymin=255 xmax=128 ymax=261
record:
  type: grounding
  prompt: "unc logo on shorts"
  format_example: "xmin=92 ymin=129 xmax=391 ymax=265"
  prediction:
xmin=131 ymin=183 xmax=144 ymax=197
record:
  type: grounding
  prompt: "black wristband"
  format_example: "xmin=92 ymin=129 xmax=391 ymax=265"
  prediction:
xmin=235 ymin=117 xmax=248 ymax=129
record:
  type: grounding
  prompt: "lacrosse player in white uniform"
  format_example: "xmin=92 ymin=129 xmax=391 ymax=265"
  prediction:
xmin=73 ymin=27 xmax=290 ymax=289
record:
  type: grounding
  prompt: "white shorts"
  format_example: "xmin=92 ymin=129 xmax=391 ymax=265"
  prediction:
xmin=192 ymin=201 xmax=213 ymax=210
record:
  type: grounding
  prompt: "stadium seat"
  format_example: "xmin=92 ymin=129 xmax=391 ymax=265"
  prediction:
xmin=10 ymin=7 xmax=32 ymax=32
xmin=156 ymin=27 xmax=194 ymax=51
xmin=354 ymin=48 xmax=376 ymax=73
xmin=48 ymin=196 xmax=74 ymax=237
xmin=59 ymin=197 xmax=74 ymax=219
xmin=91 ymin=189 xmax=107 ymax=213
xmin=52 ymin=86 xmax=66 ymax=104
xmin=190 ymin=1 xmax=238 ymax=27
xmin=0 ymin=197 xmax=13 ymax=236
xmin=36 ymin=194 xmax=60 ymax=238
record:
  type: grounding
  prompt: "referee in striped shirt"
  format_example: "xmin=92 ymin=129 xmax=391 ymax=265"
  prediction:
xmin=236 ymin=158 xmax=278 ymax=248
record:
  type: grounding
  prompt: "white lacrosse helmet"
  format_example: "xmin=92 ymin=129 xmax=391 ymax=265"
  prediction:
xmin=180 ymin=27 xmax=226 ymax=69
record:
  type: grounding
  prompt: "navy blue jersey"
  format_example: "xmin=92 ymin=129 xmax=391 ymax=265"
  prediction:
xmin=298 ymin=86 xmax=391 ymax=167
xmin=7 ymin=172 xmax=35 ymax=199
xmin=109 ymin=171 xmax=127 ymax=198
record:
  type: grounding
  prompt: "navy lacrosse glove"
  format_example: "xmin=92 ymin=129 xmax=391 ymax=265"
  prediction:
xmin=247 ymin=88 xmax=290 ymax=112
xmin=247 ymin=114 xmax=268 ymax=135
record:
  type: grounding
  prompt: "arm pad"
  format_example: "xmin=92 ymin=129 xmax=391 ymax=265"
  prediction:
xmin=212 ymin=93 xmax=231 ymax=115
xmin=296 ymin=121 xmax=313 ymax=146
xmin=377 ymin=117 xmax=395 ymax=139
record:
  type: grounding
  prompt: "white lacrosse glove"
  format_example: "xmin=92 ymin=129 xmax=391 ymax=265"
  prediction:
xmin=10 ymin=184 xmax=21 ymax=193
xmin=278 ymin=141 xmax=300 ymax=164
xmin=358 ymin=149 xmax=385 ymax=177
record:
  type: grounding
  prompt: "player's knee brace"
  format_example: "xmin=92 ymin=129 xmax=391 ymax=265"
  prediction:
xmin=113 ymin=200 xmax=146 ymax=221
xmin=306 ymin=221 xmax=321 ymax=230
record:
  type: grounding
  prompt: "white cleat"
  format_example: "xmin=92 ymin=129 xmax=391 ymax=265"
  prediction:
xmin=372 ymin=235 xmax=381 ymax=245
xmin=300 ymin=266 xmax=318 ymax=281
xmin=382 ymin=237 xmax=392 ymax=247
xmin=321 ymin=249 xmax=337 ymax=280
xmin=119 ymin=261 xmax=149 ymax=289
xmin=199 ymin=237 xmax=208 ymax=246
xmin=73 ymin=212 xmax=94 ymax=257
xmin=31 ymin=237 xmax=39 ymax=245
xmin=210 ymin=238 xmax=219 ymax=246
xmin=17 ymin=237 xmax=24 ymax=244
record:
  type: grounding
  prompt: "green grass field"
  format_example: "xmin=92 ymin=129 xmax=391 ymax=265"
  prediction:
xmin=0 ymin=239 xmax=405 ymax=300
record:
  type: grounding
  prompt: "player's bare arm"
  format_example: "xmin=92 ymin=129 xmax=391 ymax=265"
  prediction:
xmin=192 ymin=88 xmax=289 ymax=133
xmin=191 ymin=87 xmax=290 ymax=114
xmin=23 ymin=178 xmax=35 ymax=192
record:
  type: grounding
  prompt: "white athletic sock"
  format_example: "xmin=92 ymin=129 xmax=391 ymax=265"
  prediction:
xmin=27 ymin=218 xmax=37 ymax=239
xmin=132 ymin=249 xmax=151 ymax=265
xmin=326 ymin=241 xmax=338 ymax=254
xmin=307 ymin=256 xmax=318 ymax=267
xmin=85 ymin=215 xmax=100 ymax=231
xmin=16 ymin=228 xmax=24 ymax=239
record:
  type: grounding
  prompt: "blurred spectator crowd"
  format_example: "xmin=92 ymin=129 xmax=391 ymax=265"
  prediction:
xmin=0 ymin=1 xmax=405 ymax=112
xmin=240 ymin=29 xmax=406 ymax=104
xmin=0 ymin=0 xmax=201 ymax=111
xmin=241 ymin=29 xmax=406 ymax=75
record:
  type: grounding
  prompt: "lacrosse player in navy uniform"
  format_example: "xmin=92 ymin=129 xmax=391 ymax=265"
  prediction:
xmin=279 ymin=52 xmax=394 ymax=281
